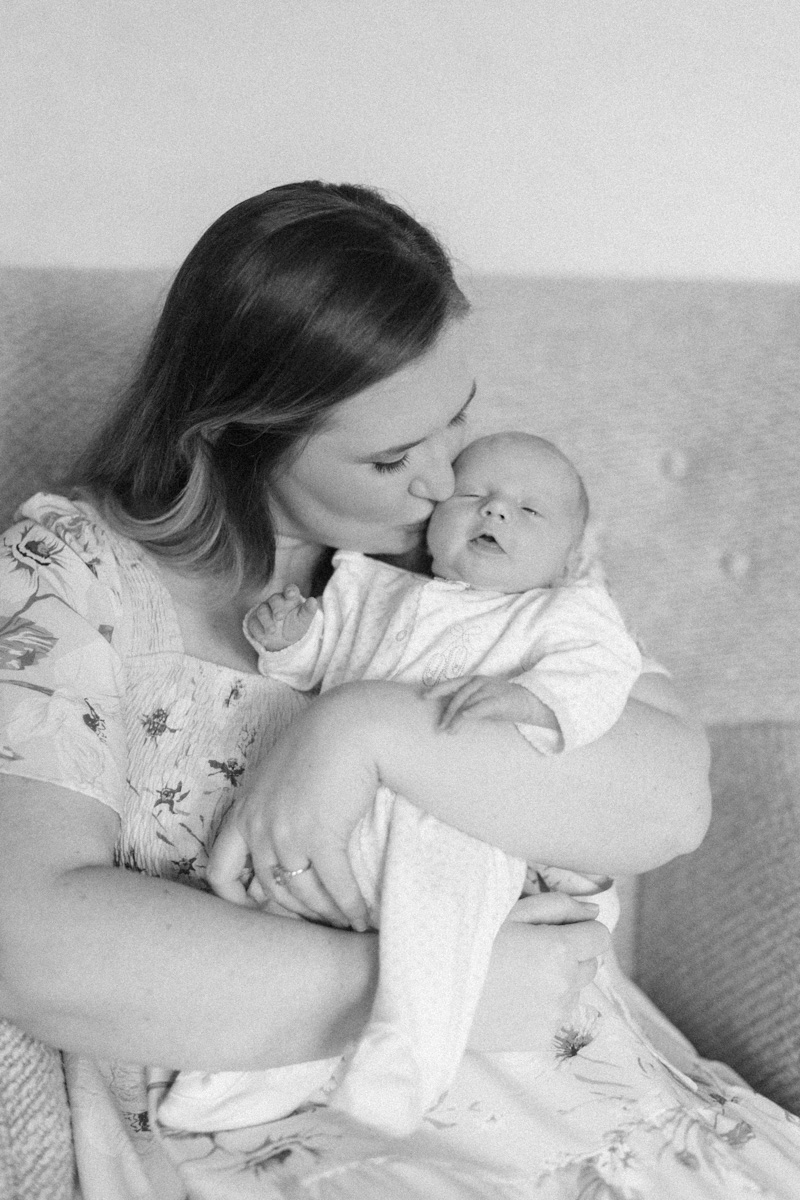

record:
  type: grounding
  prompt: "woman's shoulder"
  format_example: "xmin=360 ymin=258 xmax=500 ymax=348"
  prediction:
xmin=1 ymin=492 xmax=128 ymax=633
xmin=7 ymin=492 xmax=129 ymax=602
xmin=1 ymin=494 xmax=169 ymax=656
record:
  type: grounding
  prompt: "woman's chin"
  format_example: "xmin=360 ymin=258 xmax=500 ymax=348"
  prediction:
xmin=361 ymin=526 xmax=427 ymax=556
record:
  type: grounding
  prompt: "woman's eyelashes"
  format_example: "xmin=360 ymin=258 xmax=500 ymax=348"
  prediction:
xmin=372 ymin=454 xmax=410 ymax=474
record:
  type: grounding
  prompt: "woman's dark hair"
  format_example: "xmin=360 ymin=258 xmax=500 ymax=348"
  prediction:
xmin=74 ymin=181 xmax=469 ymax=588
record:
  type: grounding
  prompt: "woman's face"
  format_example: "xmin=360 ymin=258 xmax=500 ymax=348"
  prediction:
xmin=269 ymin=320 xmax=476 ymax=555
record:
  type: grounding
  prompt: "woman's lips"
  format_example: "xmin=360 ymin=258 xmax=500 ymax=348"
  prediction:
xmin=403 ymin=519 xmax=431 ymax=536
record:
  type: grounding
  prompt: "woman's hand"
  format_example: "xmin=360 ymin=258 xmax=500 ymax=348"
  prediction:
xmin=208 ymin=686 xmax=379 ymax=931
xmin=470 ymin=893 xmax=610 ymax=1053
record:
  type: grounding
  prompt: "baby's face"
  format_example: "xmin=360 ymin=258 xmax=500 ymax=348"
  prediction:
xmin=426 ymin=434 xmax=584 ymax=593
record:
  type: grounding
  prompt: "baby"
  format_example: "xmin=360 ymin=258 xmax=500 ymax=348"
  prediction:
xmin=159 ymin=432 xmax=641 ymax=1137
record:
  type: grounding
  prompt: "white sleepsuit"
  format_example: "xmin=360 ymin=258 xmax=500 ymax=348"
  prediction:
xmin=160 ymin=552 xmax=641 ymax=1137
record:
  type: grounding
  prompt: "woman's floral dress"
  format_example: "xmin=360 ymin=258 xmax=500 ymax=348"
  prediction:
xmin=2 ymin=494 xmax=800 ymax=1200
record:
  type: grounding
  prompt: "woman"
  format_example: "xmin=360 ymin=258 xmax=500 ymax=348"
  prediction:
xmin=0 ymin=182 xmax=793 ymax=1199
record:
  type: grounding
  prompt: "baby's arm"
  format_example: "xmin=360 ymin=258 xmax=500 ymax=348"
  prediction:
xmin=243 ymin=586 xmax=330 ymax=689
xmin=427 ymin=584 xmax=641 ymax=749
xmin=511 ymin=586 xmax=642 ymax=751
xmin=244 ymin=558 xmax=366 ymax=691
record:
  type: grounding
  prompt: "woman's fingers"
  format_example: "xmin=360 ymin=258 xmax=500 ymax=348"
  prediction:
xmin=509 ymin=892 xmax=601 ymax=925
xmin=272 ymin=863 xmax=353 ymax=929
xmin=507 ymin=895 xmax=609 ymax=990
xmin=206 ymin=823 xmax=259 ymax=907
xmin=307 ymin=843 xmax=371 ymax=932
xmin=266 ymin=872 xmax=344 ymax=926
xmin=248 ymin=834 xmax=370 ymax=931
xmin=556 ymin=916 xmax=611 ymax=962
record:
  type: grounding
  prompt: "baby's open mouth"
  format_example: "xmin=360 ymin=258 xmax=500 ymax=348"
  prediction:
xmin=470 ymin=533 xmax=504 ymax=553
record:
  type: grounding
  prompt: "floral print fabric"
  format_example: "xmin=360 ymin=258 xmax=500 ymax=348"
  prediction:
xmin=2 ymin=495 xmax=800 ymax=1199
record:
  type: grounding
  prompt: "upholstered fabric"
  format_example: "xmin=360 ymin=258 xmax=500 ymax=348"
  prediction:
xmin=2 ymin=270 xmax=799 ymax=729
xmin=0 ymin=1020 xmax=76 ymax=1199
xmin=0 ymin=267 xmax=169 ymax=533
xmin=637 ymin=721 xmax=800 ymax=1115
xmin=464 ymin=276 xmax=800 ymax=727
xmin=0 ymin=266 xmax=798 ymax=1181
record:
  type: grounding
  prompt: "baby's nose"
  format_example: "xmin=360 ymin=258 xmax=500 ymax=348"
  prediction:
xmin=480 ymin=496 xmax=509 ymax=520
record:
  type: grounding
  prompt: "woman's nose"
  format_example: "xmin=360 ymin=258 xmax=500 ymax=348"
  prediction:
xmin=408 ymin=443 xmax=456 ymax=502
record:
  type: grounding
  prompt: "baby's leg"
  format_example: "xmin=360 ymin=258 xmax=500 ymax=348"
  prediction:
xmin=159 ymin=793 xmax=524 ymax=1136
xmin=331 ymin=788 xmax=525 ymax=1137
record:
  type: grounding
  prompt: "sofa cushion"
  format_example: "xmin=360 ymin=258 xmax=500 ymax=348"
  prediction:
xmin=636 ymin=721 xmax=800 ymax=1115
xmin=2 ymin=269 xmax=799 ymax=729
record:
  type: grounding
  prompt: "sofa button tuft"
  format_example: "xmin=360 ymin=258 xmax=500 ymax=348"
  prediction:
xmin=721 ymin=551 xmax=752 ymax=580
xmin=661 ymin=449 xmax=689 ymax=479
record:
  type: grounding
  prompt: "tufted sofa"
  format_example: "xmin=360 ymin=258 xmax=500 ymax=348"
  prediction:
xmin=1 ymin=267 xmax=799 ymax=1197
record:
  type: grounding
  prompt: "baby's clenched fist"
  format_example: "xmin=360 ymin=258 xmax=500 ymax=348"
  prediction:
xmin=246 ymin=585 xmax=319 ymax=651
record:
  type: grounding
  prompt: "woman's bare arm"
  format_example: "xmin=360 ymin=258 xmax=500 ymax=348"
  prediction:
xmin=0 ymin=776 xmax=607 ymax=1067
xmin=361 ymin=671 xmax=712 ymax=873
xmin=0 ymin=777 xmax=378 ymax=1070
xmin=211 ymin=669 xmax=711 ymax=922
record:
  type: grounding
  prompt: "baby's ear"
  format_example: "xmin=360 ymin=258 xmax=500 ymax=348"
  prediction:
xmin=563 ymin=521 xmax=607 ymax=584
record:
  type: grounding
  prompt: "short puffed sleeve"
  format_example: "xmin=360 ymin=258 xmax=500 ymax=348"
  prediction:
xmin=0 ymin=500 xmax=128 ymax=812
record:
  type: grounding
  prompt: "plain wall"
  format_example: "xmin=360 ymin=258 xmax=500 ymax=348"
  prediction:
xmin=3 ymin=0 xmax=799 ymax=279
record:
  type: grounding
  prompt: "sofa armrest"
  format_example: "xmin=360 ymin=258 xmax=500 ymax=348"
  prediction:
xmin=635 ymin=721 xmax=800 ymax=1115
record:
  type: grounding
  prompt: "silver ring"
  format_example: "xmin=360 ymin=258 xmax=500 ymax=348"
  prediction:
xmin=272 ymin=860 xmax=313 ymax=888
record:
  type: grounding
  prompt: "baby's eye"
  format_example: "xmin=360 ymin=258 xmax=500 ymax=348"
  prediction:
xmin=521 ymin=506 xmax=542 ymax=516
xmin=372 ymin=455 xmax=410 ymax=475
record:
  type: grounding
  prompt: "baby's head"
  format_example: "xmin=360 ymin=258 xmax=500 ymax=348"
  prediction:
xmin=426 ymin=432 xmax=589 ymax=593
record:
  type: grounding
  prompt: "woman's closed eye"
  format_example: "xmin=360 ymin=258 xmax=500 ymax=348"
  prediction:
xmin=372 ymin=454 xmax=410 ymax=474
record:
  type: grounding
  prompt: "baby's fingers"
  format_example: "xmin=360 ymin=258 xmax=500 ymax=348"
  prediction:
xmin=245 ymin=604 xmax=271 ymax=641
xmin=440 ymin=681 xmax=492 ymax=730
xmin=446 ymin=694 xmax=510 ymax=731
xmin=425 ymin=676 xmax=475 ymax=700
xmin=266 ymin=594 xmax=294 ymax=622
